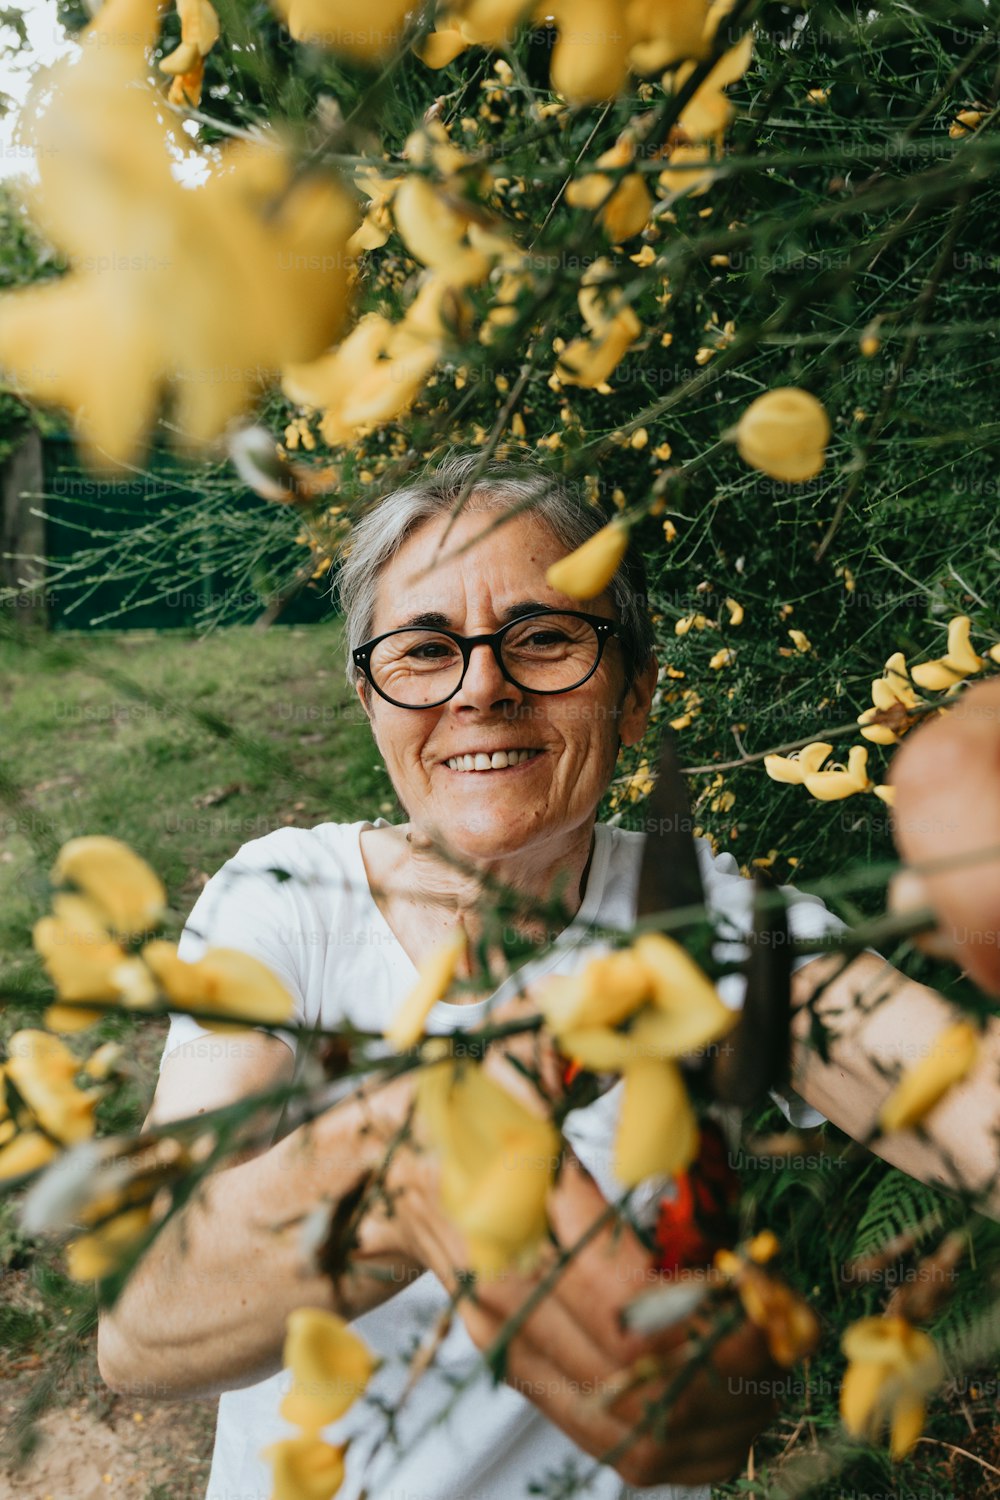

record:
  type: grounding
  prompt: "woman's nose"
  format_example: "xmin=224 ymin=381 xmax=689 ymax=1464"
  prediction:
xmin=452 ymin=641 xmax=524 ymax=710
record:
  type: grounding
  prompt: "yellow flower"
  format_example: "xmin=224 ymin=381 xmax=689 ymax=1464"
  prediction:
xmin=878 ymin=1021 xmax=979 ymax=1133
xmin=52 ymin=837 xmax=166 ymax=938
xmin=557 ymin=309 xmax=642 ymax=388
xmin=764 ymin=742 xmax=833 ymax=785
xmin=417 ymin=1061 xmax=559 ymax=1275
xmin=910 ymin=615 xmax=984 ymax=691
xmin=715 ymin=1253 xmax=820 ymax=1367
xmin=675 ymin=612 xmax=711 ymax=635
xmin=141 ymin=942 xmax=295 ymax=1028
xmin=159 ymin=0 xmax=221 ymax=108
xmin=33 ymin=894 xmax=156 ymax=1028
xmin=413 ymin=24 xmax=470 ymax=68
xmin=858 ymin=652 xmax=924 ymax=744
xmin=274 ymin=0 xmax=411 ymax=58
xmin=279 ymin=1308 xmax=378 ymax=1431
xmin=391 ymin=178 xmax=491 ymax=288
xmin=734 ymin=388 xmax=830 ymax=482
xmin=0 ymin=1131 xmax=59 ymax=1185
xmin=385 ymin=931 xmax=468 ymax=1050
xmin=803 ymin=745 xmax=873 ymax=802
xmin=840 ymin=1316 xmax=942 ymax=1459
xmin=5 ymin=1030 xmax=101 ymax=1145
xmin=725 ymin=597 xmax=744 ymax=625
xmin=545 ymin=519 xmax=630 ymax=600
xmin=657 ymin=142 xmax=717 ymax=198
xmin=709 ymin=647 xmax=735 ymax=669
xmin=566 ymin=140 xmax=652 ymax=241
xmin=615 ymin=1058 xmax=698 ymax=1184
xmin=949 ymin=109 xmax=983 ymax=139
xmin=538 ymin=950 xmax=652 ymax=1033
xmin=633 ymin=932 xmax=733 ymax=1041
xmin=628 ymin=0 xmax=718 ymax=72
xmin=545 ymin=0 xmax=631 ymax=104
xmin=0 ymin=9 xmax=357 ymax=468
xmin=264 ymin=1435 xmax=347 ymax=1500
xmin=66 ymin=1205 xmax=153 ymax=1281
xmin=788 ymin=629 xmax=811 ymax=653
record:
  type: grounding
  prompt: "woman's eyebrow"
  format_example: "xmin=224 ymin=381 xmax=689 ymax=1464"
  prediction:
xmin=393 ymin=601 xmax=553 ymax=631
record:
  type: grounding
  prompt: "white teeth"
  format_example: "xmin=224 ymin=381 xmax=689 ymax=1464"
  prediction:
xmin=445 ymin=749 xmax=539 ymax=771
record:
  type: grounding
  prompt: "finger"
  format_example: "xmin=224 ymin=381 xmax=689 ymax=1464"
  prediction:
xmin=545 ymin=1157 xmax=658 ymax=1363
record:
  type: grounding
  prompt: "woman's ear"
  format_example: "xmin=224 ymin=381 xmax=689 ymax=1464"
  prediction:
xmin=620 ymin=653 xmax=658 ymax=748
xmin=355 ymin=679 xmax=378 ymax=745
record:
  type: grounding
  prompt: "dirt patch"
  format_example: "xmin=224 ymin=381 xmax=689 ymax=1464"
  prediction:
xmin=0 ymin=1357 xmax=216 ymax=1500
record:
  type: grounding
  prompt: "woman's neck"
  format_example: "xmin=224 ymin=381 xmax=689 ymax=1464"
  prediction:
xmin=372 ymin=820 xmax=597 ymax=958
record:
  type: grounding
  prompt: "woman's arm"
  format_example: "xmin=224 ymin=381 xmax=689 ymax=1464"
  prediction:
xmin=790 ymin=951 xmax=1000 ymax=1218
xmin=97 ymin=1032 xmax=420 ymax=1401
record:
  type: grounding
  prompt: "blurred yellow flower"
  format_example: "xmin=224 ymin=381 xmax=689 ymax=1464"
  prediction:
xmin=0 ymin=1131 xmax=59 ymax=1185
xmin=0 ymin=2 xmax=357 ymax=467
xmin=417 ymin=1061 xmax=559 ymax=1275
xmin=910 ymin=615 xmax=984 ymax=691
xmin=385 ymin=930 xmax=468 ymax=1050
xmin=545 ymin=519 xmax=630 ymax=599
xmin=788 ymin=629 xmax=811 ymax=653
xmin=51 ymin=837 xmax=166 ymax=938
xmin=841 ymin=1316 xmax=942 ymax=1459
xmin=709 ymin=647 xmax=735 ymax=669
xmin=264 ymin=1435 xmax=347 ymax=1500
xmin=538 ymin=950 xmax=651 ymax=1033
xmin=546 ymin=0 xmax=631 ymax=103
xmin=34 ymin=894 xmax=156 ymax=1029
xmin=734 ymin=388 xmax=830 ymax=482
xmin=66 ymin=1205 xmax=153 ymax=1281
xmin=616 ymin=1058 xmax=698 ymax=1184
xmin=141 ymin=942 xmax=295 ymax=1028
xmin=274 ymin=0 xmax=411 ymax=58
xmin=715 ymin=1253 xmax=820 ymax=1366
xmin=279 ymin=1308 xmax=378 ymax=1430
xmin=566 ymin=140 xmax=652 ymax=240
xmin=878 ymin=1022 xmax=979 ymax=1134
xmin=725 ymin=597 xmax=744 ymax=625
xmin=5 ymin=1030 xmax=101 ymax=1145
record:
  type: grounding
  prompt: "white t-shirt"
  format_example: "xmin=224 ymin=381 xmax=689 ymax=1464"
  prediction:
xmin=162 ymin=820 xmax=842 ymax=1500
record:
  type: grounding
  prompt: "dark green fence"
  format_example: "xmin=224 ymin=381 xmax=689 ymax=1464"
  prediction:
xmin=40 ymin=436 xmax=335 ymax=632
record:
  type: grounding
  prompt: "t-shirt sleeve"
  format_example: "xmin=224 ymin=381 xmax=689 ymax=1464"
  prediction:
xmin=158 ymin=834 xmax=307 ymax=1070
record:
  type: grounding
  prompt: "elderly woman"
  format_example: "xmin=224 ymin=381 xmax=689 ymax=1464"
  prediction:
xmin=98 ymin=456 xmax=1000 ymax=1500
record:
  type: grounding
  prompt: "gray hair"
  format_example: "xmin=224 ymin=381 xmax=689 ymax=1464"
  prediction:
xmin=336 ymin=452 xmax=655 ymax=692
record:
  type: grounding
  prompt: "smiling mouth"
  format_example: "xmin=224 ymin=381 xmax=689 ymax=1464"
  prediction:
xmin=444 ymin=749 xmax=544 ymax=772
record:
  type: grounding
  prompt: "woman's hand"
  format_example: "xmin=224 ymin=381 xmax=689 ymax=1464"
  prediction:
xmin=385 ymin=1113 xmax=777 ymax=1487
xmin=890 ymin=676 xmax=1000 ymax=995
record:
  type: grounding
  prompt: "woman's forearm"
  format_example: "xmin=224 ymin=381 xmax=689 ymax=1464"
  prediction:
xmin=790 ymin=951 xmax=1000 ymax=1220
xmin=97 ymin=1087 xmax=420 ymax=1401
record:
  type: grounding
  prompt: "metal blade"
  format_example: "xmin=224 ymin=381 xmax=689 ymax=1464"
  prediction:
xmin=710 ymin=868 xmax=792 ymax=1108
xmin=635 ymin=728 xmax=707 ymax=921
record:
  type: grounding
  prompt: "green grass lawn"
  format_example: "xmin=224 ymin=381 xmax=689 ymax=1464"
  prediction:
xmin=0 ymin=620 xmax=397 ymax=1014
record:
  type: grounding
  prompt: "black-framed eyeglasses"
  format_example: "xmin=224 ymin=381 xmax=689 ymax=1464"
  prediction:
xmin=354 ymin=609 xmax=620 ymax=709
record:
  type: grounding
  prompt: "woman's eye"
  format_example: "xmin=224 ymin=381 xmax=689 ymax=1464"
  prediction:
xmin=409 ymin=642 xmax=453 ymax=660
